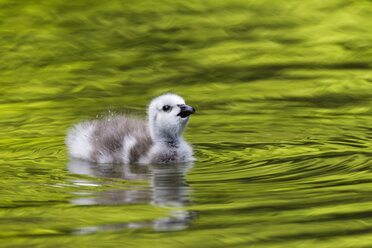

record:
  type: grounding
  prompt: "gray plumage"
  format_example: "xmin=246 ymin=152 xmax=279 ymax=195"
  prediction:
xmin=66 ymin=93 xmax=195 ymax=164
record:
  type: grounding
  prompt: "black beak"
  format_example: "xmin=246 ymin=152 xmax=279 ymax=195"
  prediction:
xmin=177 ymin=104 xmax=195 ymax=118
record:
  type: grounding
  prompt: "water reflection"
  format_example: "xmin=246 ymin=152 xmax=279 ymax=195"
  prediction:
xmin=67 ymin=159 xmax=195 ymax=232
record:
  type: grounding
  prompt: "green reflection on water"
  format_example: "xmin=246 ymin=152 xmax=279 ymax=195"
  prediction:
xmin=1 ymin=0 xmax=372 ymax=247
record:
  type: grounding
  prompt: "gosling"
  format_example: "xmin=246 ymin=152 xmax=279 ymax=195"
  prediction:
xmin=66 ymin=93 xmax=195 ymax=164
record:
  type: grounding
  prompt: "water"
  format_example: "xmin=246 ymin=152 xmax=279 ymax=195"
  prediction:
xmin=1 ymin=0 xmax=372 ymax=247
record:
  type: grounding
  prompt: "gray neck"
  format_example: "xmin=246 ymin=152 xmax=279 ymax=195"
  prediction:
xmin=148 ymin=116 xmax=188 ymax=148
xmin=152 ymin=132 xmax=184 ymax=148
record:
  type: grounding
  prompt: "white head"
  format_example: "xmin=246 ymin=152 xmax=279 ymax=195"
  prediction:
xmin=147 ymin=93 xmax=195 ymax=143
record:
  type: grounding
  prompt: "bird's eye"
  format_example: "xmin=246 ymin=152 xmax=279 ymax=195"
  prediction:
xmin=162 ymin=105 xmax=172 ymax=112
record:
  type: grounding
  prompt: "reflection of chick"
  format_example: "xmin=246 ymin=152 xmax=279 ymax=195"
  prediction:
xmin=68 ymin=159 xmax=196 ymax=231
xmin=66 ymin=93 xmax=195 ymax=164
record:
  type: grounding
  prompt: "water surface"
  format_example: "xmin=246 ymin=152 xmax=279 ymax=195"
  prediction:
xmin=1 ymin=0 xmax=372 ymax=247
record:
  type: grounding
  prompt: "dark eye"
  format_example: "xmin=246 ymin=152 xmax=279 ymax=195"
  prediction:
xmin=162 ymin=105 xmax=171 ymax=112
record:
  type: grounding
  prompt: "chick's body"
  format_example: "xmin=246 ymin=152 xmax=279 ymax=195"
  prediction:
xmin=66 ymin=94 xmax=195 ymax=164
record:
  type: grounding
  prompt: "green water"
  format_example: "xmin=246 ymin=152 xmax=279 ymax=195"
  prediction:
xmin=2 ymin=0 xmax=372 ymax=247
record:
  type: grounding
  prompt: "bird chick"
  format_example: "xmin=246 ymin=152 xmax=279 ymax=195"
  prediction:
xmin=66 ymin=93 xmax=195 ymax=164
